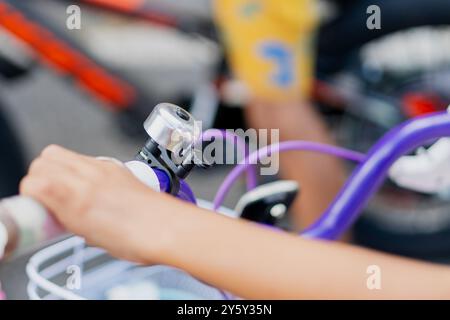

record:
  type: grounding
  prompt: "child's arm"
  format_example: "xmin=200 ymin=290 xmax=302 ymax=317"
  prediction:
xmin=21 ymin=146 xmax=450 ymax=299
xmin=161 ymin=203 xmax=450 ymax=299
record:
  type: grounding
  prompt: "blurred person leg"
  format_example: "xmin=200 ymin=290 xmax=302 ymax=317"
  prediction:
xmin=214 ymin=0 xmax=346 ymax=230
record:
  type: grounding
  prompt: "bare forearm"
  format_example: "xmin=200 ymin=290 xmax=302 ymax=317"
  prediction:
xmin=155 ymin=200 xmax=450 ymax=299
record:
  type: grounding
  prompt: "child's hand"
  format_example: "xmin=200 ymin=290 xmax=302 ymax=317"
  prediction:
xmin=20 ymin=145 xmax=176 ymax=264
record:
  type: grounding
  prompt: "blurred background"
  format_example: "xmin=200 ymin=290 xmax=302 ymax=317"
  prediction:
xmin=0 ymin=0 xmax=241 ymax=299
xmin=2 ymin=0 xmax=450 ymax=299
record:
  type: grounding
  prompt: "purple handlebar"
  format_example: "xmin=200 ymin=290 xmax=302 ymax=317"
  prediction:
xmin=303 ymin=112 xmax=450 ymax=240
xmin=154 ymin=169 xmax=197 ymax=204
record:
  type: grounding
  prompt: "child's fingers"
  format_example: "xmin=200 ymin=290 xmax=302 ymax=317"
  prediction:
xmin=40 ymin=145 xmax=93 ymax=163
xmin=20 ymin=175 xmax=74 ymax=218
xmin=36 ymin=145 xmax=102 ymax=177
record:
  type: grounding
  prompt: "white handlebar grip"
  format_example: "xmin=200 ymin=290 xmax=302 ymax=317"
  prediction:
xmin=96 ymin=157 xmax=161 ymax=192
xmin=125 ymin=160 xmax=161 ymax=192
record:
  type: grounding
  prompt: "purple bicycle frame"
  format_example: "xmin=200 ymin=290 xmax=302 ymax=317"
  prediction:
xmin=303 ymin=111 xmax=450 ymax=240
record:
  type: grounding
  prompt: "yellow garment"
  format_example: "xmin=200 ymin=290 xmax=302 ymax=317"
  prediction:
xmin=214 ymin=0 xmax=318 ymax=101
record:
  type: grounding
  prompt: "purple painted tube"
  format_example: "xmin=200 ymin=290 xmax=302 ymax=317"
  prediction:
xmin=153 ymin=169 xmax=197 ymax=204
xmin=303 ymin=112 xmax=450 ymax=240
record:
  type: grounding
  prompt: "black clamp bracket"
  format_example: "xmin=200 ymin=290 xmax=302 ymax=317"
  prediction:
xmin=135 ymin=138 xmax=182 ymax=195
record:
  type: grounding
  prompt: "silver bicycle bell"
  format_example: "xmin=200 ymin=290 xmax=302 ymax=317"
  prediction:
xmin=136 ymin=103 xmax=201 ymax=193
xmin=143 ymin=103 xmax=200 ymax=155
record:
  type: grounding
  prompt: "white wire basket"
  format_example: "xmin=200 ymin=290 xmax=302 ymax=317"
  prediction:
xmin=26 ymin=200 xmax=238 ymax=300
